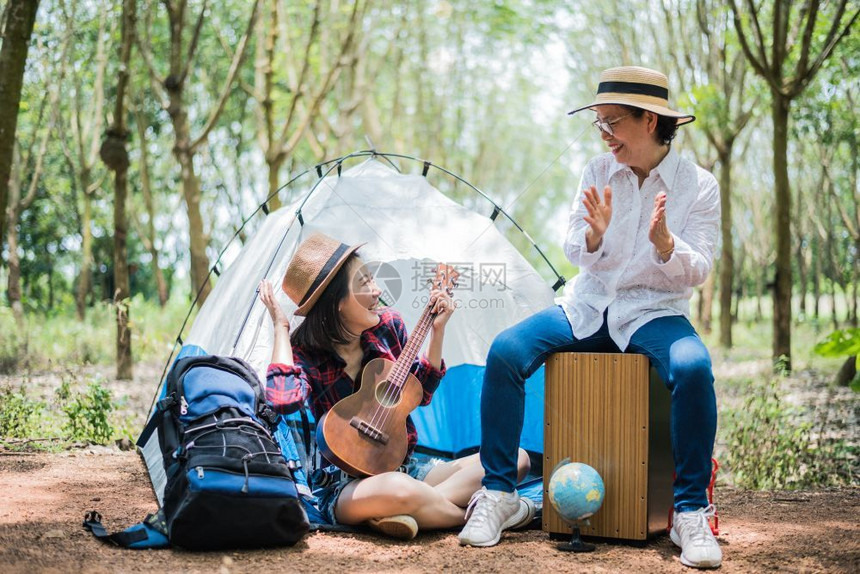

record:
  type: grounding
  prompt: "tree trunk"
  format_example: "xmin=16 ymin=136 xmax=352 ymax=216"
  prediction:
xmin=267 ymin=154 xmax=283 ymax=211
xmin=165 ymin=84 xmax=211 ymax=304
xmin=103 ymin=0 xmax=136 ymax=380
xmin=755 ymin=267 xmax=764 ymax=322
xmin=795 ymin=172 xmax=808 ymax=320
xmin=113 ymin=165 xmax=132 ymax=379
xmin=6 ymin=170 xmax=24 ymax=328
xmin=851 ymin=140 xmax=859 ymax=326
xmin=176 ymin=147 xmax=211 ymax=304
xmin=834 ymin=355 xmax=857 ymax=387
xmin=134 ymin=110 xmax=168 ymax=306
xmin=6 ymin=220 xmax=24 ymax=326
xmin=851 ymin=241 xmax=860 ymax=328
xmin=852 ymin=256 xmax=858 ymax=327
xmin=699 ymin=271 xmax=715 ymax=334
xmin=0 ymin=0 xmax=40 ymax=254
xmin=718 ymin=147 xmax=734 ymax=347
xmin=731 ymin=250 xmax=742 ymax=324
xmin=812 ymin=234 xmax=821 ymax=320
xmin=47 ymin=256 xmax=54 ymax=310
xmin=771 ymin=90 xmax=792 ymax=370
xmin=796 ymin=239 xmax=807 ymax=319
xmin=7 ymin=91 xmax=50 ymax=331
xmin=157 ymin=0 xmax=259 ymax=307
xmin=76 ymin=174 xmax=94 ymax=320
xmin=260 ymin=0 xmax=281 ymax=210
xmin=823 ymin=179 xmax=842 ymax=330
xmin=67 ymin=5 xmax=109 ymax=321
xmin=830 ymin=276 xmax=839 ymax=331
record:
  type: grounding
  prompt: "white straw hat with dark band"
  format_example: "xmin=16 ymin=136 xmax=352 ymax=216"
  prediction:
xmin=282 ymin=233 xmax=365 ymax=316
xmin=568 ymin=66 xmax=695 ymax=126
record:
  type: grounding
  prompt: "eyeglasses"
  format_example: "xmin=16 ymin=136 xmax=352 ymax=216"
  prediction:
xmin=592 ymin=113 xmax=634 ymax=137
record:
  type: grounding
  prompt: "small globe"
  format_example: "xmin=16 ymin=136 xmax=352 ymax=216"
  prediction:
xmin=548 ymin=462 xmax=605 ymax=522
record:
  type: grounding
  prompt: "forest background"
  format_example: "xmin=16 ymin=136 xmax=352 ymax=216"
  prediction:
xmin=0 ymin=0 xmax=858 ymax=492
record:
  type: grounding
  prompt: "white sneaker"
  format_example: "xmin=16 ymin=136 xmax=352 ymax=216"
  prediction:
xmin=670 ymin=505 xmax=722 ymax=569
xmin=458 ymin=487 xmax=536 ymax=547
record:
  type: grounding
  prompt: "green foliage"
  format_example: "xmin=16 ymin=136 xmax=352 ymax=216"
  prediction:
xmin=0 ymin=384 xmax=45 ymax=439
xmin=726 ymin=377 xmax=855 ymax=489
xmin=4 ymin=294 xmax=189 ymax=371
xmin=814 ymin=329 xmax=860 ymax=391
xmin=30 ymin=302 xmax=115 ymax=365
xmin=129 ymin=292 xmax=196 ymax=364
xmin=61 ymin=377 xmax=115 ymax=445
xmin=1 ymin=369 xmax=131 ymax=448
xmin=0 ymin=309 xmax=20 ymax=374
xmin=814 ymin=328 xmax=860 ymax=360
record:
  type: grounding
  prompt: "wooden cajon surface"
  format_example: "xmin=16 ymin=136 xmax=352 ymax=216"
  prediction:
xmin=542 ymin=352 xmax=674 ymax=542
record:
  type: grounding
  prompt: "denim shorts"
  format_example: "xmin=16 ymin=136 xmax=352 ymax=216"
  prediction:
xmin=315 ymin=457 xmax=442 ymax=525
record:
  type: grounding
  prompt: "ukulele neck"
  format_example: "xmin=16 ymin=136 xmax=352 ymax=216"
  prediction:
xmin=388 ymin=305 xmax=435 ymax=388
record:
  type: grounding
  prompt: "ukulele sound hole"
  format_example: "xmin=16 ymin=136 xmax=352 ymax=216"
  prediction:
xmin=374 ymin=381 xmax=402 ymax=408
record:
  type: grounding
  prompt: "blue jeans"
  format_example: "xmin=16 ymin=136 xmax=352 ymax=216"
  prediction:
xmin=480 ymin=305 xmax=716 ymax=512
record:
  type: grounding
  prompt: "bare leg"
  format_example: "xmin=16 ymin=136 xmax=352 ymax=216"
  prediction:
xmin=424 ymin=450 xmax=532 ymax=507
xmin=335 ymin=451 xmax=532 ymax=531
xmin=335 ymin=471 xmax=466 ymax=530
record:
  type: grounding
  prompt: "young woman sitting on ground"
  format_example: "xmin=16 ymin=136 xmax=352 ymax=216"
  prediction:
xmin=259 ymin=232 xmax=533 ymax=540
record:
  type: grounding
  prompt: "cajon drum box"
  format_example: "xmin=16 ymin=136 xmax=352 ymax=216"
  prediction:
xmin=543 ymin=353 xmax=674 ymax=542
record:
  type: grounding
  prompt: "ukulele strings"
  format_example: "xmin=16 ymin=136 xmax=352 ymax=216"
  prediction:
xmin=368 ymin=306 xmax=435 ymax=433
xmin=367 ymin=308 xmax=429 ymax=433
xmin=370 ymin=273 xmax=442 ymax=428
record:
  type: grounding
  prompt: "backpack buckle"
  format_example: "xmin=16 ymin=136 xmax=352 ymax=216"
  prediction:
xmin=84 ymin=510 xmax=102 ymax=524
xmin=157 ymin=394 xmax=177 ymax=412
xmin=257 ymin=405 xmax=278 ymax=427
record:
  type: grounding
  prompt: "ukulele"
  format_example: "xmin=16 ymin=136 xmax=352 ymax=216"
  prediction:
xmin=316 ymin=264 xmax=459 ymax=477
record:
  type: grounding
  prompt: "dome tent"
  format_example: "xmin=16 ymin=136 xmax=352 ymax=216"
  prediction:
xmin=138 ymin=151 xmax=564 ymax=503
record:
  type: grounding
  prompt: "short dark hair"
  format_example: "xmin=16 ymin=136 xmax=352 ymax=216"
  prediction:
xmin=291 ymin=254 xmax=360 ymax=353
xmin=623 ymin=105 xmax=679 ymax=146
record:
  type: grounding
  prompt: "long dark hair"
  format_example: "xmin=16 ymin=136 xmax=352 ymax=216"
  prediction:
xmin=623 ymin=105 xmax=679 ymax=146
xmin=290 ymin=253 xmax=360 ymax=353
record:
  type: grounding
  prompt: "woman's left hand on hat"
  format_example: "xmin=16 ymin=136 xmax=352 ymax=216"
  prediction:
xmin=260 ymin=279 xmax=291 ymax=329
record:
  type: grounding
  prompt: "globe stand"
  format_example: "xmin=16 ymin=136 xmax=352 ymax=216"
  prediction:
xmin=557 ymin=520 xmax=595 ymax=553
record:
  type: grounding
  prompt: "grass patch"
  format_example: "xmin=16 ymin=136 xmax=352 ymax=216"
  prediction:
xmin=0 ymin=382 xmax=45 ymax=438
xmin=722 ymin=375 xmax=856 ymax=489
xmin=0 ymin=370 xmax=134 ymax=450
xmin=701 ymin=318 xmax=846 ymax=375
xmin=0 ymin=308 xmax=21 ymax=374
xmin=59 ymin=375 xmax=115 ymax=444
xmin=6 ymin=293 xmax=192 ymax=371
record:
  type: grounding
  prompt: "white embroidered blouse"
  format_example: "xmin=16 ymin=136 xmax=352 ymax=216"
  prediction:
xmin=558 ymin=148 xmax=720 ymax=350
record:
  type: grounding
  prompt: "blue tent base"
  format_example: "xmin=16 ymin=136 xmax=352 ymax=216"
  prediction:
xmin=413 ymin=445 xmax=544 ymax=478
xmin=411 ymin=364 xmax=545 ymax=457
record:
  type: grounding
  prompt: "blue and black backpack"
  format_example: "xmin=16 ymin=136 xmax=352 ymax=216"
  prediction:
xmin=84 ymin=355 xmax=310 ymax=550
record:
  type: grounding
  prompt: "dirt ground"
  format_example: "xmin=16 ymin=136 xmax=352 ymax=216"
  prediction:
xmin=1 ymin=357 xmax=858 ymax=573
xmin=0 ymin=448 xmax=858 ymax=573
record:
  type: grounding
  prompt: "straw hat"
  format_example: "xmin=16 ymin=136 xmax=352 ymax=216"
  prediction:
xmin=567 ymin=66 xmax=695 ymax=125
xmin=282 ymin=233 xmax=364 ymax=316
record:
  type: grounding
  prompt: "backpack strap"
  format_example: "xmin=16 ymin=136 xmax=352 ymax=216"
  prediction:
xmin=136 ymin=394 xmax=176 ymax=447
xmin=83 ymin=510 xmax=170 ymax=549
xmin=298 ymin=406 xmax=312 ymax=459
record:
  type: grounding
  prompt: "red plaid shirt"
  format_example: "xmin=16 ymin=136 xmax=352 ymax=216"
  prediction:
xmin=266 ymin=308 xmax=446 ymax=461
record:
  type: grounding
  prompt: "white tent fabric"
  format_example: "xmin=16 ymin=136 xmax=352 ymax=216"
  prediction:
xmin=188 ymin=159 xmax=555 ymax=372
xmin=141 ymin=158 xmax=558 ymax=503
